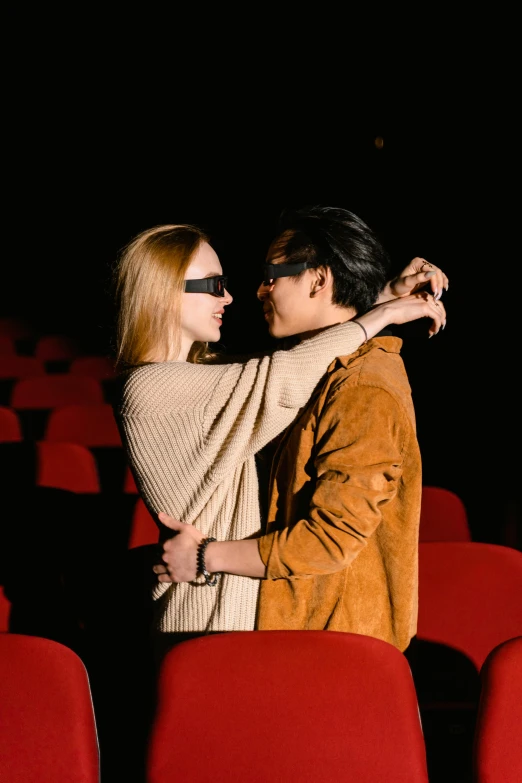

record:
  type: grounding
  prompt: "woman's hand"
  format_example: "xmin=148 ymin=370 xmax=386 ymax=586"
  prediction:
xmin=153 ymin=513 xmax=205 ymax=583
xmin=356 ymin=290 xmax=447 ymax=339
xmin=380 ymin=258 xmax=449 ymax=303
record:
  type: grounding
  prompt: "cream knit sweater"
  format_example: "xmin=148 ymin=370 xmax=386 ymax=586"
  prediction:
xmin=116 ymin=321 xmax=365 ymax=632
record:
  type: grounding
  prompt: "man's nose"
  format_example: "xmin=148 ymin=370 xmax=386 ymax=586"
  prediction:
xmin=257 ymin=281 xmax=274 ymax=301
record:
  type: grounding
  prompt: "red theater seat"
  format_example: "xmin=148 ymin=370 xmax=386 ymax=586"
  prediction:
xmin=123 ymin=465 xmax=139 ymax=493
xmin=34 ymin=334 xmax=80 ymax=362
xmin=417 ymin=542 xmax=522 ymax=671
xmin=0 ymin=633 xmax=100 ymax=783
xmin=0 ymin=406 xmax=22 ymax=442
xmin=37 ymin=441 xmax=101 ymax=493
xmin=11 ymin=375 xmax=104 ymax=408
xmin=129 ymin=497 xmax=158 ymax=548
xmin=0 ymin=586 xmax=11 ymax=632
xmin=69 ymin=355 xmax=117 ymax=380
xmin=44 ymin=403 xmax=124 ymax=492
xmin=45 ymin=403 xmax=122 ymax=446
xmin=0 ymin=336 xmax=16 ymax=355
xmin=147 ymin=630 xmax=429 ymax=783
xmin=473 ymin=635 xmax=522 ymax=783
xmin=0 ymin=317 xmax=34 ymax=340
xmin=419 ymin=485 xmax=471 ymax=542
xmin=0 ymin=355 xmax=46 ymax=379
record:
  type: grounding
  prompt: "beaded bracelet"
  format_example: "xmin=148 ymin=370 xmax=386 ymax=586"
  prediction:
xmin=197 ymin=536 xmax=219 ymax=586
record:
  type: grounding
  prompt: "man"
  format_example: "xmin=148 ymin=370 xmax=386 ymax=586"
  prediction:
xmin=154 ymin=205 xmax=447 ymax=652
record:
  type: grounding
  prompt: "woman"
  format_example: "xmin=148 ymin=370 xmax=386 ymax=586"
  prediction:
xmin=113 ymin=221 xmax=447 ymax=640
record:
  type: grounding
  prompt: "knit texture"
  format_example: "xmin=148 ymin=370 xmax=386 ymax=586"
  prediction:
xmin=116 ymin=320 xmax=365 ymax=632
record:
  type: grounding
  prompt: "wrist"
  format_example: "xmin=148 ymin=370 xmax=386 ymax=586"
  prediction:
xmin=196 ymin=537 xmax=220 ymax=586
xmin=354 ymin=306 xmax=387 ymax=340
xmin=204 ymin=540 xmax=221 ymax=574
xmin=377 ymin=282 xmax=395 ymax=304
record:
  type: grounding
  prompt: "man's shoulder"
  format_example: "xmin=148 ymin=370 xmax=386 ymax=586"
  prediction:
xmin=325 ymin=336 xmax=409 ymax=397
xmin=333 ymin=335 xmax=403 ymax=374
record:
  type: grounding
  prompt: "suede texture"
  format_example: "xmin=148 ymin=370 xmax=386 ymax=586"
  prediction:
xmin=257 ymin=336 xmax=422 ymax=651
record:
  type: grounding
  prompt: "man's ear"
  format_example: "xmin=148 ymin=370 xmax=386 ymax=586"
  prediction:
xmin=310 ymin=265 xmax=330 ymax=297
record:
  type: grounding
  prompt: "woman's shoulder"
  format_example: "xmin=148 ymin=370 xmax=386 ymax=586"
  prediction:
xmin=117 ymin=361 xmax=232 ymax=415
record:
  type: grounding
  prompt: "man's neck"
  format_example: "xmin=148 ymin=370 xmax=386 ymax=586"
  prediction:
xmin=290 ymin=307 xmax=357 ymax=342
xmin=279 ymin=319 xmax=353 ymax=350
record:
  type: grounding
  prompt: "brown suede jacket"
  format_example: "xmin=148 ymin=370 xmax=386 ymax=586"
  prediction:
xmin=256 ymin=335 xmax=422 ymax=651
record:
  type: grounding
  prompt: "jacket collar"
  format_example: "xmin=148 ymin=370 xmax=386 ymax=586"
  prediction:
xmin=336 ymin=334 xmax=403 ymax=369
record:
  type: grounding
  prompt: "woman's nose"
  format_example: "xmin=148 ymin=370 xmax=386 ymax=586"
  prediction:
xmin=223 ymin=287 xmax=233 ymax=305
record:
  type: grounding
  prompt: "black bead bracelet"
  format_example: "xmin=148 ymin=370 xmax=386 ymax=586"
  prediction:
xmin=197 ymin=536 xmax=219 ymax=586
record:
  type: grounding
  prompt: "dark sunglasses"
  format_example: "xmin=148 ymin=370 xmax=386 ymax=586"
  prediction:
xmin=184 ymin=276 xmax=228 ymax=297
xmin=262 ymin=260 xmax=315 ymax=286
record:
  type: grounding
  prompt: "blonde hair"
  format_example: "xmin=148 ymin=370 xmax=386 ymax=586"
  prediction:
xmin=114 ymin=224 xmax=217 ymax=369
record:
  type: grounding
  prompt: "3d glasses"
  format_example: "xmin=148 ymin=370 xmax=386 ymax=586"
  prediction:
xmin=262 ymin=260 xmax=315 ymax=286
xmin=184 ymin=276 xmax=228 ymax=297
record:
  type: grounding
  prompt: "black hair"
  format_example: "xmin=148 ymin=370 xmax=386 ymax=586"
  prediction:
xmin=274 ymin=205 xmax=391 ymax=315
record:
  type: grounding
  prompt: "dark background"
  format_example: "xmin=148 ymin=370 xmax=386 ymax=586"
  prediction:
xmin=2 ymin=77 xmax=520 ymax=549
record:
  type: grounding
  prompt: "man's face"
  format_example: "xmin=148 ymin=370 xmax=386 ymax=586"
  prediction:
xmin=257 ymin=234 xmax=321 ymax=339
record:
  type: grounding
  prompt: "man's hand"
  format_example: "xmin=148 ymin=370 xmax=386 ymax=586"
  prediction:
xmin=381 ymin=257 xmax=449 ymax=302
xmin=153 ymin=513 xmax=205 ymax=583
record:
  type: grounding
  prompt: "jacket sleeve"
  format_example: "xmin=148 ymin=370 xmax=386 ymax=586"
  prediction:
xmin=258 ymin=385 xmax=408 ymax=579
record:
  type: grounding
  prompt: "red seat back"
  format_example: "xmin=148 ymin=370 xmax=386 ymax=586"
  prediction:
xmin=417 ymin=542 xmax=522 ymax=671
xmin=0 ymin=406 xmax=22 ymax=442
xmin=11 ymin=375 xmax=104 ymax=408
xmin=0 ymin=586 xmax=11 ymax=632
xmin=473 ymin=635 xmax=522 ymax=783
xmin=123 ymin=465 xmax=139 ymax=493
xmin=0 ymin=356 xmax=46 ymax=379
xmin=34 ymin=335 xmax=80 ymax=362
xmin=69 ymin=356 xmax=117 ymax=380
xmin=419 ymin=485 xmax=471 ymax=542
xmin=0 ymin=633 xmax=100 ymax=783
xmin=0 ymin=317 xmax=34 ymax=340
xmin=37 ymin=441 xmax=101 ymax=493
xmin=0 ymin=336 xmax=16 ymax=355
xmin=129 ymin=497 xmax=158 ymax=548
xmin=45 ymin=403 xmax=122 ymax=446
xmin=148 ymin=630 xmax=429 ymax=783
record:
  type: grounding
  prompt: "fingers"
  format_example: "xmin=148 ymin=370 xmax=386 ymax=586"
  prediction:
xmin=392 ymin=291 xmax=447 ymax=336
xmin=389 ymin=258 xmax=449 ymax=301
xmin=158 ymin=512 xmax=184 ymax=530
xmin=413 ymin=258 xmax=449 ymax=300
xmin=424 ymin=292 xmax=447 ymax=337
xmin=152 ymin=560 xmax=172 ymax=582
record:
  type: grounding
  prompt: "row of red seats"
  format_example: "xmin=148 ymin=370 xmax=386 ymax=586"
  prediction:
xmin=0 ymin=332 xmax=85 ymax=360
xmin=0 ymin=353 xmax=116 ymax=379
xmin=0 ymin=417 xmax=471 ymax=543
xmin=0 ymin=320 xmax=105 ymax=363
xmin=0 ymin=402 xmax=120 ymax=441
xmin=1 ymin=628 xmax=520 ymax=783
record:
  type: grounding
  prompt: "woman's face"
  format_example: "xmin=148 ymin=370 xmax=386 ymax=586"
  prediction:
xmin=180 ymin=242 xmax=233 ymax=355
